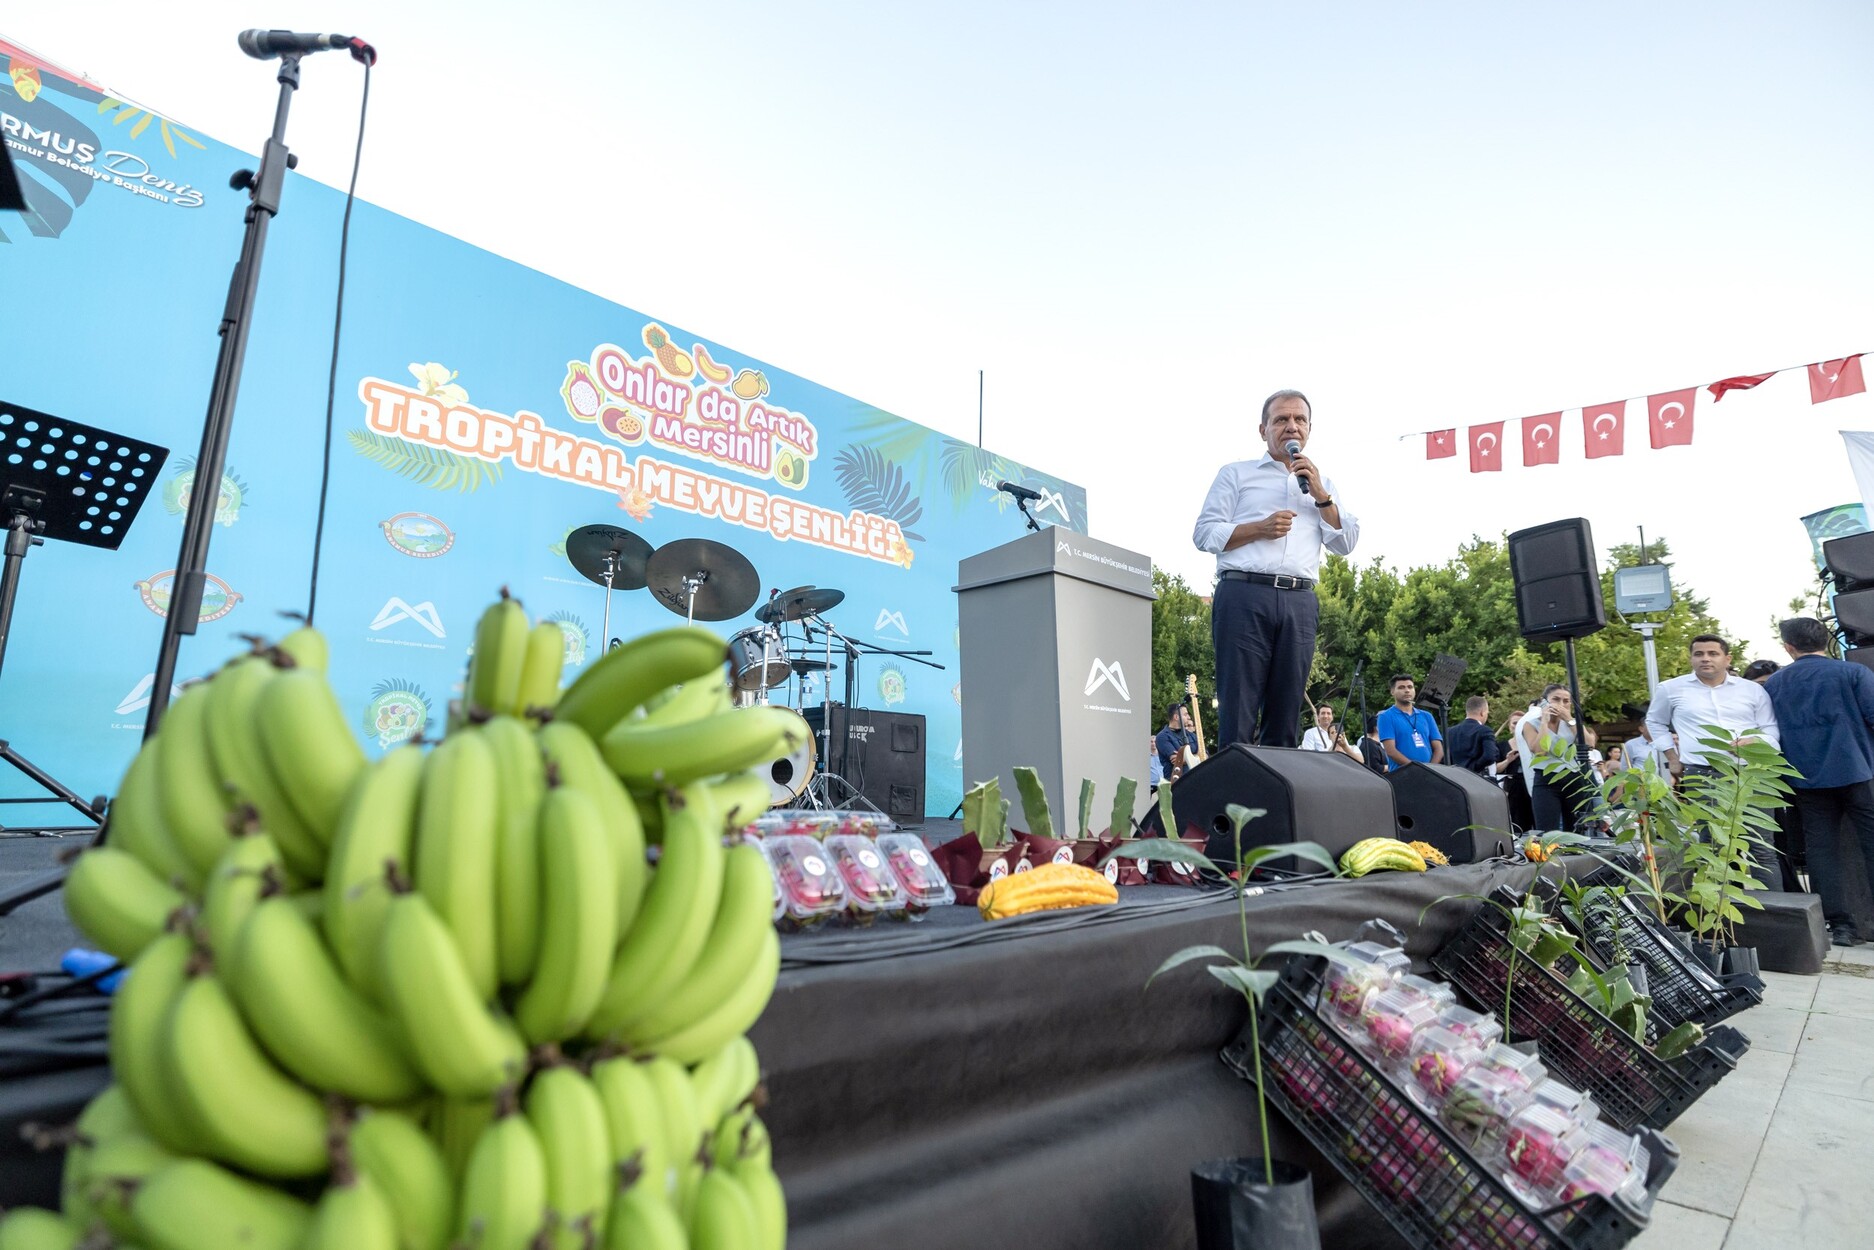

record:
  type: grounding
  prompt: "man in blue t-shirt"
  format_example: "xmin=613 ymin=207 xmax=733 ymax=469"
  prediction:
xmin=1377 ymin=674 xmax=1443 ymax=771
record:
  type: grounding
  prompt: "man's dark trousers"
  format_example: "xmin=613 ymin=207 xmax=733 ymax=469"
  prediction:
xmin=1212 ymin=577 xmax=1316 ymax=749
xmin=1793 ymin=781 xmax=1874 ymax=929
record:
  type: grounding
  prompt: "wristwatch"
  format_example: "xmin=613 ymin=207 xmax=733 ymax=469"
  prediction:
xmin=1313 ymin=496 xmax=1334 ymax=509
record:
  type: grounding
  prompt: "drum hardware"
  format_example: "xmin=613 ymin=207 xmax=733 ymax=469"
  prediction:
xmin=795 ymin=610 xmax=947 ymax=817
xmin=644 ymin=538 xmax=759 ymax=623
xmin=564 ymin=524 xmax=654 ymax=653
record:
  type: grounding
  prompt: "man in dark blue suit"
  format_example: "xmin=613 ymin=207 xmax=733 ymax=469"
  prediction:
xmin=1763 ymin=617 xmax=1874 ymax=947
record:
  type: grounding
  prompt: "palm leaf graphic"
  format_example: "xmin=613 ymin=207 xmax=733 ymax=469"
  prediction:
xmin=832 ymin=445 xmax=923 ymax=542
xmin=346 ymin=429 xmax=503 ymax=493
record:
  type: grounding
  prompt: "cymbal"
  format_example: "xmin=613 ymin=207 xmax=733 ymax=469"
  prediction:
xmin=645 ymin=538 xmax=760 ymax=622
xmin=755 ymin=585 xmax=846 ymax=624
xmin=789 ymin=658 xmax=833 ymax=675
xmin=565 ymin=524 xmax=654 ymax=590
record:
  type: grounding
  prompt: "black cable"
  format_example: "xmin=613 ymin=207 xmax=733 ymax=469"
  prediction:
xmin=306 ymin=60 xmax=372 ymax=625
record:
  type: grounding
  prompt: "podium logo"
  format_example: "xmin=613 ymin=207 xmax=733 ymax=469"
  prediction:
xmin=1056 ymin=537 xmax=1073 ymax=555
xmin=116 ymin=673 xmax=181 ymax=717
xmin=371 ymin=597 xmax=446 ymax=638
xmin=1083 ymin=658 xmax=1130 ymax=701
xmin=874 ymin=608 xmax=908 ymax=636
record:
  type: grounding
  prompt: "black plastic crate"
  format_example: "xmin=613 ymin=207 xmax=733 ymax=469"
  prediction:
xmin=1558 ymin=891 xmax=1762 ymax=1035
xmin=1432 ymin=897 xmax=1748 ymax=1132
xmin=1222 ymin=957 xmax=1679 ymax=1250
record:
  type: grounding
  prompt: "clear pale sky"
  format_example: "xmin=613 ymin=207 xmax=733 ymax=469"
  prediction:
xmin=10 ymin=2 xmax=1872 ymax=668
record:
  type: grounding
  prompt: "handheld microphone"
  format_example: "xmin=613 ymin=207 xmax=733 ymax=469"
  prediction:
xmin=238 ymin=29 xmax=377 ymax=65
xmin=1284 ymin=440 xmax=1308 ymax=495
xmin=997 ymin=480 xmax=1042 ymax=503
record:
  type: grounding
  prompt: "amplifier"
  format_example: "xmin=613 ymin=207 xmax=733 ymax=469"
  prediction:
xmin=801 ymin=706 xmax=926 ymax=823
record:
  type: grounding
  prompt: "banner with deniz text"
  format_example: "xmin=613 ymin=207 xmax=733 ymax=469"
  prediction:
xmin=0 ymin=38 xmax=1087 ymax=817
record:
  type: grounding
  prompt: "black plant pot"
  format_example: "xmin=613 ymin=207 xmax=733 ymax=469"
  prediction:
xmin=1192 ymin=1158 xmax=1320 ymax=1250
xmin=1723 ymin=945 xmax=1761 ymax=978
xmin=1689 ymin=938 xmax=1725 ymax=975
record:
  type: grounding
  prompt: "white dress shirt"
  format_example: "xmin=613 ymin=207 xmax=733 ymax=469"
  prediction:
xmin=1193 ymin=454 xmax=1360 ymax=578
xmin=1300 ymin=726 xmax=1335 ymax=751
xmin=1644 ymin=673 xmax=1779 ymax=767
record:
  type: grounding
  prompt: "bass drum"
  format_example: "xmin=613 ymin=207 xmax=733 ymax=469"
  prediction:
xmin=766 ymin=709 xmax=816 ymax=807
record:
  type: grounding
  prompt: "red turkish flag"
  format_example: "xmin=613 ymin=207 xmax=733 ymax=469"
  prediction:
xmin=1425 ymin=429 xmax=1457 ymax=460
xmin=1521 ymin=413 xmax=1561 ymax=467
xmin=1708 ymin=372 xmax=1774 ymax=401
xmin=1810 ymin=356 xmax=1867 ymax=404
xmin=1647 ymin=388 xmax=1696 ymax=448
xmin=1582 ymin=402 xmax=1626 ymax=459
xmin=1468 ymin=422 xmax=1504 ymax=473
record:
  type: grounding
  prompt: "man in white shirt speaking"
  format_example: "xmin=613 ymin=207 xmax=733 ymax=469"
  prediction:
xmin=1193 ymin=390 xmax=1360 ymax=748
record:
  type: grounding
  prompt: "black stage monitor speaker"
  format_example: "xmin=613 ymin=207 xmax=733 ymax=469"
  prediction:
xmin=1386 ymin=763 xmax=1512 ymax=864
xmin=1834 ymin=588 xmax=1874 ymax=644
xmin=1507 ymin=518 xmax=1606 ymax=644
xmin=1138 ymin=744 xmax=1398 ymax=870
xmin=1824 ymin=531 xmax=1874 ymax=590
xmin=1847 ymin=647 xmax=1874 ymax=673
xmin=801 ymin=707 xmax=926 ymax=823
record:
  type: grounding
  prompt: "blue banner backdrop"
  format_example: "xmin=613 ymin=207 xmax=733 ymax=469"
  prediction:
xmin=0 ymin=39 xmax=1086 ymax=817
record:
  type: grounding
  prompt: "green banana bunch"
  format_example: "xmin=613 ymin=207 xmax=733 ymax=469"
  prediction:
xmin=348 ymin=1107 xmax=455 ymax=1250
xmin=200 ymin=828 xmax=286 ymax=973
xmin=153 ymin=680 xmax=237 ymax=877
xmin=276 ymin=622 xmax=329 ymax=673
xmin=130 ymin=1157 xmax=313 ymax=1250
xmin=202 ymin=655 xmax=325 ymax=880
xmin=107 ymin=932 xmax=207 ymax=1154
xmin=77 ymin=1130 xmax=175 ymax=1239
xmin=304 ymin=1170 xmax=399 ymax=1250
xmin=515 ymin=619 xmax=567 ymax=718
xmin=604 ymin=1168 xmax=687 ymax=1250
xmin=553 ymin=625 xmax=729 ymax=740
xmin=590 ymin=1056 xmax=670 ymax=1206
xmin=514 ymin=784 xmax=618 ymax=1044
xmin=63 ymin=845 xmax=184 ymax=963
xmin=584 ymin=785 xmax=727 ymax=1040
xmin=649 ymin=924 xmax=781 ymax=1066
xmin=455 ymin=1100 xmax=548 ymax=1250
xmin=537 ymin=721 xmax=648 ymax=936
xmin=158 ymin=969 xmax=329 ymax=1178
xmin=483 ymin=715 xmax=547 ymax=986
xmin=619 ymin=843 xmax=772 ymax=1048
xmin=59 ymin=1084 xmax=135 ymax=1228
xmin=604 ymin=704 xmax=805 ymax=792
xmin=705 ymin=768 xmax=778 ymax=832
xmin=610 ymin=677 xmax=733 ymax=737
xmin=103 ymin=741 xmax=200 ymax=892
xmin=711 ymin=1104 xmax=771 ymax=1171
xmin=526 ymin=1064 xmax=614 ymax=1249
xmin=323 ymin=742 xmax=423 ymax=1001
xmin=688 ymin=1165 xmax=761 ymax=1250
xmin=414 ymin=730 xmax=500 ymax=1001
xmin=377 ymin=891 xmax=526 ymax=1099
xmin=429 ymin=1095 xmax=495 ymax=1185
xmin=256 ymin=665 xmax=367 ymax=843
xmin=466 ymin=590 xmax=529 ymax=718
xmin=228 ymin=893 xmax=424 ymax=1103
xmin=0 ymin=1208 xmax=80 ymax=1250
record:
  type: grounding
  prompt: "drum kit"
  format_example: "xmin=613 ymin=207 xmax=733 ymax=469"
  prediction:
xmin=563 ymin=524 xmax=924 ymax=812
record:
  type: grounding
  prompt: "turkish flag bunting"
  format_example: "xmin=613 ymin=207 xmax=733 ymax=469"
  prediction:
xmin=1426 ymin=429 xmax=1457 ymax=459
xmin=1582 ymin=402 xmax=1625 ymax=459
xmin=1521 ymin=413 xmax=1561 ymax=466
xmin=1468 ymin=421 xmax=1504 ymax=472
xmin=1810 ymin=356 xmax=1867 ymax=404
xmin=1708 ymin=372 xmax=1774 ymax=401
xmin=1647 ymin=388 xmax=1696 ymax=448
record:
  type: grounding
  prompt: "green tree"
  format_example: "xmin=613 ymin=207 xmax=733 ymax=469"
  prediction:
xmin=1150 ymin=569 xmax=1217 ymax=745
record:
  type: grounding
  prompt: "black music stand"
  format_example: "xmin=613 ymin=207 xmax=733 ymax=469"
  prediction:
xmin=0 ymin=399 xmax=168 ymax=839
xmin=1417 ymin=651 xmax=1468 ymax=737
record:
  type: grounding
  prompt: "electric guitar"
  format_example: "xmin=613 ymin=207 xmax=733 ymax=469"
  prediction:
xmin=1182 ymin=673 xmax=1209 ymax=771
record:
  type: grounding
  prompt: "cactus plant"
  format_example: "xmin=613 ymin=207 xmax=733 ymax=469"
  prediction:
xmin=1109 ymin=777 xmax=1138 ymax=838
xmin=1012 ymin=766 xmax=1055 ymax=841
xmin=1076 ymin=779 xmax=1095 ymax=840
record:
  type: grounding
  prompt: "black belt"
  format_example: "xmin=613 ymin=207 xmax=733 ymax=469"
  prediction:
xmin=1220 ymin=571 xmax=1314 ymax=590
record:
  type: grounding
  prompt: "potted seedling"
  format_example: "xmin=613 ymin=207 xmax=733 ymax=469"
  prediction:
xmin=1675 ymin=730 xmax=1792 ymax=978
xmin=959 ymin=777 xmax=1013 ymax=876
xmin=1129 ymin=806 xmax=1354 ymax=1249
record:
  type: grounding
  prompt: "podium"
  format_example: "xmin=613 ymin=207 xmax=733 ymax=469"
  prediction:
xmin=955 ymin=528 xmax=1156 ymax=832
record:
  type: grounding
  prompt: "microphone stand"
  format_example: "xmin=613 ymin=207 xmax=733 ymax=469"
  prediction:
xmin=145 ymin=53 xmax=306 ymax=735
xmin=1014 ymin=496 xmax=1041 ymax=532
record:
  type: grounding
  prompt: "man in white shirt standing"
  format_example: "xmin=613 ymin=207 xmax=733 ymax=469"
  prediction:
xmin=1193 ymin=390 xmax=1360 ymax=748
xmin=1644 ymin=635 xmax=1780 ymax=779
xmin=1645 ymin=634 xmax=1781 ymax=883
